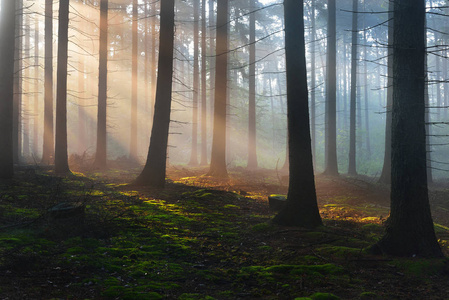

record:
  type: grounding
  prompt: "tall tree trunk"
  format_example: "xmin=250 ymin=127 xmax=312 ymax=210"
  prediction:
xmin=77 ymin=49 xmax=85 ymax=154
xmin=323 ymin=0 xmax=338 ymax=176
xmin=373 ymin=0 xmax=442 ymax=258
xmin=208 ymin=0 xmax=215 ymax=126
xmin=134 ymin=0 xmax=175 ymax=187
xmin=130 ymin=0 xmax=138 ymax=161
xmin=13 ymin=0 xmax=23 ymax=164
xmin=0 ymin=0 xmax=16 ymax=179
xmin=54 ymin=0 xmax=71 ymax=174
xmin=363 ymin=2 xmax=371 ymax=157
xmin=200 ymin=0 xmax=208 ymax=165
xmin=273 ymin=0 xmax=322 ymax=228
xmin=247 ymin=0 xmax=258 ymax=169
xmin=310 ymin=0 xmax=316 ymax=167
xmin=42 ymin=0 xmax=54 ymax=164
xmin=189 ymin=0 xmax=200 ymax=166
xmin=94 ymin=0 xmax=108 ymax=169
xmin=33 ymin=18 xmax=39 ymax=158
xmin=207 ymin=0 xmax=229 ymax=177
xmin=144 ymin=3 xmax=149 ymax=123
xmin=23 ymin=15 xmax=30 ymax=159
xmin=378 ymin=0 xmax=393 ymax=184
xmin=348 ymin=0 xmax=358 ymax=176
xmin=151 ymin=1 xmax=157 ymax=120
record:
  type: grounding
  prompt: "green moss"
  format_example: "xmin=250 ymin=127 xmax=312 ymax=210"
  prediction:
xmin=294 ymin=298 xmax=313 ymax=300
xmin=316 ymin=245 xmax=362 ymax=258
xmin=359 ymin=291 xmax=378 ymax=298
xmin=393 ymin=258 xmax=449 ymax=277
xmin=178 ymin=293 xmax=216 ymax=300
xmin=251 ymin=222 xmax=275 ymax=232
xmin=241 ymin=263 xmax=344 ymax=279
xmin=310 ymin=292 xmax=340 ymax=299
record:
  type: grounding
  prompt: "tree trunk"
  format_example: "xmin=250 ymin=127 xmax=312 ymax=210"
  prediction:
xmin=42 ymin=0 xmax=54 ymax=165
xmin=23 ymin=15 xmax=30 ymax=159
xmin=129 ymin=0 xmax=138 ymax=162
xmin=189 ymin=0 xmax=200 ymax=166
xmin=208 ymin=0 xmax=215 ymax=127
xmin=310 ymin=0 xmax=316 ymax=167
xmin=348 ymin=0 xmax=358 ymax=176
xmin=33 ymin=18 xmax=40 ymax=158
xmin=247 ymin=0 xmax=258 ymax=169
xmin=13 ymin=0 xmax=23 ymax=164
xmin=134 ymin=0 xmax=175 ymax=187
xmin=94 ymin=0 xmax=108 ymax=169
xmin=363 ymin=4 xmax=371 ymax=157
xmin=374 ymin=0 xmax=442 ymax=258
xmin=378 ymin=1 xmax=393 ymax=184
xmin=54 ymin=0 xmax=71 ymax=174
xmin=0 ymin=0 xmax=16 ymax=179
xmin=323 ymin=0 xmax=338 ymax=176
xmin=200 ymin=0 xmax=208 ymax=165
xmin=207 ymin=0 xmax=229 ymax=178
xmin=273 ymin=0 xmax=322 ymax=228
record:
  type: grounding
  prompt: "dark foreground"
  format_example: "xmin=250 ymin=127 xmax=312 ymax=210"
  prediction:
xmin=1 ymin=166 xmax=449 ymax=299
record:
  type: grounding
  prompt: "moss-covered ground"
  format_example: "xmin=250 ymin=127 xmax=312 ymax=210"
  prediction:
xmin=0 ymin=166 xmax=449 ymax=299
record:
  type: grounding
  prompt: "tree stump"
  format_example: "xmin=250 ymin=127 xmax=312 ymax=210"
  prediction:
xmin=268 ymin=195 xmax=287 ymax=211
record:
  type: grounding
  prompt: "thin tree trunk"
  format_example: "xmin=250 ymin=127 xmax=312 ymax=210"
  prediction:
xmin=54 ymin=0 xmax=71 ymax=174
xmin=189 ymin=0 xmax=200 ymax=166
xmin=348 ymin=0 xmax=358 ymax=176
xmin=94 ymin=0 xmax=108 ymax=169
xmin=208 ymin=0 xmax=215 ymax=125
xmin=273 ymin=0 xmax=322 ymax=228
xmin=310 ymin=0 xmax=316 ymax=167
xmin=23 ymin=15 xmax=30 ymax=159
xmin=323 ymin=0 xmax=338 ymax=176
xmin=207 ymin=0 xmax=229 ymax=177
xmin=247 ymin=0 xmax=258 ymax=169
xmin=0 ymin=0 xmax=16 ymax=179
xmin=363 ymin=2 xmax=371 ymax=157
xmin=130 ymin=0 xmax=138 ymax=162
xmin=378 ymin=0 xmax=393 ymax=184
xmin=134 ymin=0 xmax=175 ymax=187
xmin=13 ymin=0 xmax=23 ymax=164
xmin=42 ymin=0 xmax=54 ymax=164
xmin=200 ymin=0 xmax=208 ymax=165
xmin=33 ymin=18 xmax=39 ymax=158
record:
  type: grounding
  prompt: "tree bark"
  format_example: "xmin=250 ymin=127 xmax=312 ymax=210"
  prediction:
xmin=189 ymin=0 xmax=200 ymax=166
xmin=42 ymin=0 xmax=54 ymax=165
xmin=378 ymin=0 xmax=393 ymax=184
xmin=134 ymin=0 xmax=175 ymax=187
xmin=247 ymin=0 xmax=258 ymax=169
xmin=0 ymin=0 xmax=16 ymax=179
xmin=94 ymin=0 xmax=109 ymax=169
xmin=273 ymin=0 xmax=322 ymax=228
xmin=207 ymin=0 xmax=229 ymax=178
xmin=33 ymin=18 xmax=40 ymax=158
xmin=323 ymin=0 xmax=338 ymax=176
xmin=374 ymin=0 xmax=442 ymax=258
xmin=200 ymin=0 xmax=208 ymax=165
xmin=13 ymin=0 xmax=23 ymax=164
xmin=129 ymin=0 xmax=139 ymax=162
xmin=348 ymin=0 xmax=358 ymax=176
xmin=310 ymin=0 xmax=316 ymax=167
xmin=54 ymin=0 xmax=71 ymax=174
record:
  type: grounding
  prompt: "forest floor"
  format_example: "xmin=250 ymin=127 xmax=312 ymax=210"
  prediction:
xmin=1 ymin=165 xmax=449 ymax=299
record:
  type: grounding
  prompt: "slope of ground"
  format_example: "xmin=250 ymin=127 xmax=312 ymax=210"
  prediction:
xmin=0 ymin=166 xmax=448 ymax=299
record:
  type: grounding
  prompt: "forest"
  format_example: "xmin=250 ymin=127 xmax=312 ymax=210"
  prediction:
xmin=1 ymin=0 xmax=449 ymax=299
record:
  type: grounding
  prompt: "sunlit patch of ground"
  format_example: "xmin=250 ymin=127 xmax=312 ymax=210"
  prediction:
xmin=0 ymin=166 xmax=449 ymax=299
